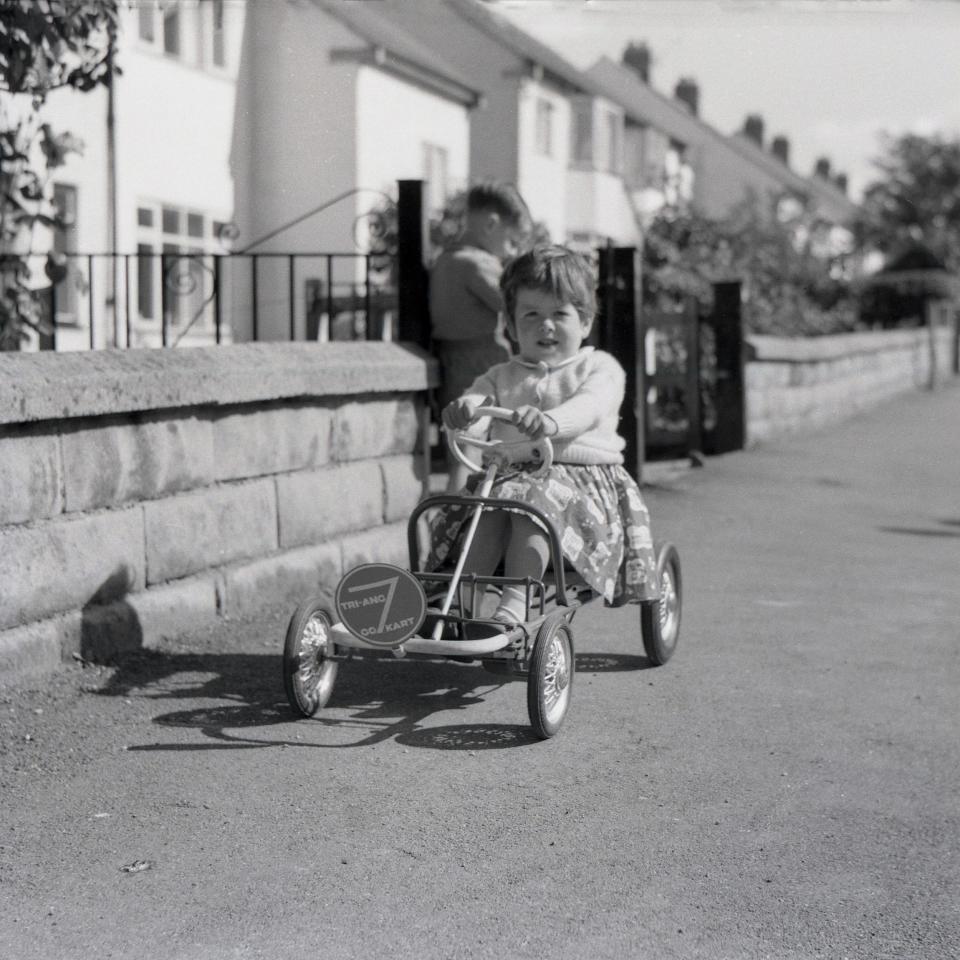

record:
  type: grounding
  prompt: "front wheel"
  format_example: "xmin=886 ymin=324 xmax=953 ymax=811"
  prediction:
xmin=283 ymin=598 xmax=339 ymax=717
xmin=527 ymin=618 xmax=574 ymax=739
xmin=640 ymin=543 xmax=682 ymax=666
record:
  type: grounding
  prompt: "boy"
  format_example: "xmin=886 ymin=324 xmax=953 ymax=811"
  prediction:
xmin=429 ymin=181 xmax=530 ymax=488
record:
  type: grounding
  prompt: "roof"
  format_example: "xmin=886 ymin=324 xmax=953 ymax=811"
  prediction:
xmin=312 ymin=0 xmax=482 ymax=106
xmin=588 ymin=56 xmax=859 ymax=221
xmin=446 ymin=0 xmax=610 ymax=97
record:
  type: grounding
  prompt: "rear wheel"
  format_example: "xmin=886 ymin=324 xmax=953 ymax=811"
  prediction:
xmin=641 ymin=543 xmax=682 ymax=666
xmin=527 ymin=618 xmax=574 ymax=739
xmin=283 ymin=598 xmax=338 ymax=717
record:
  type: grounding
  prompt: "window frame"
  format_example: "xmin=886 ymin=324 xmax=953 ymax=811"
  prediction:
xmin=534 ymin=97 xmax=554 ymax=157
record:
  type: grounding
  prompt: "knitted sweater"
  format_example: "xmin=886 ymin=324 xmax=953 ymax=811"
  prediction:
xmin=461 ymin=347 xmax=626 ymax=464
xmin=429 ymin=243 xmax=504 ymax=341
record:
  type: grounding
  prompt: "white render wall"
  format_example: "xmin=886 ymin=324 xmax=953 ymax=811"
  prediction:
xmin=516 ymin=78 xmax=571 ymax=244
xmin=355 ymin=67 xmax=470 ymax=216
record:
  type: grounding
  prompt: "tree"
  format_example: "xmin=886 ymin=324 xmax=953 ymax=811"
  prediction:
xmin=643 ymin=193 xmax=857 ymax=337
xmin=856 ymin=132 xmax=960 ymax=274
xmin=0 ymin=0 xmax=119 ymax=348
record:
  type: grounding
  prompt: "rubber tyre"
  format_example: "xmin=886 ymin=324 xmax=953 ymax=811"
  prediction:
xmin=641 ymin=542 xmax=682 ymax=666
xmin=527 ymin=618 xmax=574 ymax=739
xmin=283 ymin=598 xmax=338 ymax=717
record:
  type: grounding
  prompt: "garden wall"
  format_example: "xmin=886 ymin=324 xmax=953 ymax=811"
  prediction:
xmin=0 ymin=342 xmax=436 ymax=685
xmin=745 ymin=326 xmax=957 ymax=445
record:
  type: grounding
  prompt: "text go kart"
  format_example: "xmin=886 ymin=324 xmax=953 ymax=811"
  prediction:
xmin=282 ymin=406 xmax=682 ymax=739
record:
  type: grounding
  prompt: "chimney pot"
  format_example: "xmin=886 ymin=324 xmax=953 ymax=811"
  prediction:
xmin=771 ymin=135 xmax=790 ymax=165
xmin=674 ymin=77 xmax=699 ymax=116
xmin=814 ymin=156 xmax=831 ymax=179
xmin=622 ymin=41 xmax=652 ymax=84
xmin=743 ymin=114 xmax=764 ymax=146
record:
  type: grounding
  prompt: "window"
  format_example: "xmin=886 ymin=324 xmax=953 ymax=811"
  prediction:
xmin=212 ymin=0 xmax=225 ymax=67
xmin=137 ymin=2 xmax=220 ymax=70
xmin=535 ymin=98 xmax=554 ymax=156
xmin=570 ymin=102 xmax=592 ymax=167
xmin=605 ymin=111 xmax=622 ymax=174
xmin=52 ymin=184 xmax=78 ymax=322
xmin=136 ymin=201 xmax=224 ymax=332
xmin=422 ymin=142 xmax=449 ymax=212
xmin=162 ymin=1 xmax=180 ymax=56
xmin=138 ymin=3 xmax=155 ymax=42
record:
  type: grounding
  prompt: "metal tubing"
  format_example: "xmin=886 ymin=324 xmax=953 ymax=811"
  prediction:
xmin=87 ymin=254 xmax=95 ymax=349
xmin=288 ymin=254 xmax=295 ymax=340
xmin=430 ymin=463 xmax=499 ymax=641
xmin=251 ymin=254 xmax=259 ymax=341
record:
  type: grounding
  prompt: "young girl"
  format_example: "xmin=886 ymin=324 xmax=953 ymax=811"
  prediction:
xmin=429 ymin=244 xmax=659 ymax=626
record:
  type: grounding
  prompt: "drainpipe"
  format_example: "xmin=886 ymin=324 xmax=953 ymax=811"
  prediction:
xmin=106 ymin=26 xmax=118 ymax=347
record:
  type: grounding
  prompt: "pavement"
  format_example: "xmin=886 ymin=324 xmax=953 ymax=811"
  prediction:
xmin=1 ymin=381 xmax=958 ymax=960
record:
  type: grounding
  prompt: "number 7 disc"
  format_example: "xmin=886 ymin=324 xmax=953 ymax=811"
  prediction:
xmin=334 ymin=563 xmax=427 ymax=647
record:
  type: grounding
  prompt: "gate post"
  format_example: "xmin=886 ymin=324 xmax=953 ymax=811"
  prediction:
xmin=396 ymin=180 xmax=430 ymax=348
xmin=596 ymin=246 xmax=645 ymax=482
xmin=704 ymin=280 xmax=746 ymax=454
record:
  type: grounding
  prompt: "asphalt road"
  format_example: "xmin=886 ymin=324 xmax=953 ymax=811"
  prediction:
xmin=2 ymin=384 xmax=958 ymax=960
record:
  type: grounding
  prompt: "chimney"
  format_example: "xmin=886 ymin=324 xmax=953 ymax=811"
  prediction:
xmin=674 ymin=77 xmax=699 ymax=116
xmin=622 ymin=41 xmax=652 ymax=84
xmin=834 ymin=172 xmax=848 ymax=194
xmin=742 ymin=114 xmax=764 ymax=146
xmin=771 ymin=135 xmax=790 ymax=166
xmin=814 ymin=156 xmax=831 ymax=179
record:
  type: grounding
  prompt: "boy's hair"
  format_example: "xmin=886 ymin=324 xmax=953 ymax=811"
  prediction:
xmin=466 ymin=181 xmax=530 ymax=230
xmin=500 ymin=245 xmax=597 ymax=322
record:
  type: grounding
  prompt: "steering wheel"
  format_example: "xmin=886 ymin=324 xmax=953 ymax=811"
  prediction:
xmin=446 ymin=406 xmax=554 ymax=478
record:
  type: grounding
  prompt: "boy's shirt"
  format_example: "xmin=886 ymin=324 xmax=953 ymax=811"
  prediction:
xmin=429 ymin=242 xmax=505 ymax=342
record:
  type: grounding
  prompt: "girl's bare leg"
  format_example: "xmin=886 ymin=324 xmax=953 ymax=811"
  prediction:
xmin=496 ymin=515 xmax=551 ymax=623
xmin=459 ymin=511 xmax=508 ymax=617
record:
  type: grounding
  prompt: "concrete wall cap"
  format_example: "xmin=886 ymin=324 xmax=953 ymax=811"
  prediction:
xmin=747 ymin=328 xmax=939 ymax=363
xmin=0 ymin=342 xmax=439 ymax=426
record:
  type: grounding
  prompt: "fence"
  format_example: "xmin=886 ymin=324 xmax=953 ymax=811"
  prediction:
xmin=28 ymin=250 xmax=397 ymax=350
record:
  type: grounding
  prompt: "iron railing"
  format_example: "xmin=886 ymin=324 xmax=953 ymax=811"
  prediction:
xmin=22 ymin=250 xmax=397 ymax=350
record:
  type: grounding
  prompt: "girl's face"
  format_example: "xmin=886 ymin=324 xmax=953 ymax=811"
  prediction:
xmin=507 ymin=287 xmax=592 ymax=365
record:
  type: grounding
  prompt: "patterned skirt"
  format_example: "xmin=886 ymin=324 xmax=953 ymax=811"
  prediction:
xmin=426 ymin=462 xmax=659 ymax=605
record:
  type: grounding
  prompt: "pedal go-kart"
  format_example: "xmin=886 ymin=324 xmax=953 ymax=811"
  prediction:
xmin=282 ymin=406 xmax=682 ymax=739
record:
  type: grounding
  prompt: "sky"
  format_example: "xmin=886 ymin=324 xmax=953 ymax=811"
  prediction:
xmin=495 ymin=0 xmax=960 ymax=201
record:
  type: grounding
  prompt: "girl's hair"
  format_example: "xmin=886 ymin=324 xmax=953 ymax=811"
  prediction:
xmin=500 ymin=245 xmax=596 ymax=322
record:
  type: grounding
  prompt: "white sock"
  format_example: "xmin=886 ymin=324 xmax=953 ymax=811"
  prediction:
xmin=494 ymin=585 xmax=528 ymax=623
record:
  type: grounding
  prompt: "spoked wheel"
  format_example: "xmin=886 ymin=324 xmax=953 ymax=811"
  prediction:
xmin=640 ymin=542 xmax=682 ymax=666
xmin=283 ymin=598 xmax=339 ymax=717
xmin=527 ymin=618 xmax=574 ymax=739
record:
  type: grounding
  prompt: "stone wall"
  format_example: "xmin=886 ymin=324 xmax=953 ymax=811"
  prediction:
xmin=0 ymin=343 xmax=436 ymax=685
xmin=745 ymin=326 xmax=957 ymax=445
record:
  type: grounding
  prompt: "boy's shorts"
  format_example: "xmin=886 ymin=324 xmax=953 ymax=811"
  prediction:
xmin=435 ymin=336 xmax=512 ymax=409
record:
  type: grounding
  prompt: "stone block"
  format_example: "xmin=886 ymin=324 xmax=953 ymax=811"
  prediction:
xmin=144 ymin=479 xmax=277 ymax=584
xmin=0 ymin=508 xmax=145 ymax=631
xmin=212 ymin=402 xmax=333 ymax=481
xmin=0 ymin=616 xmax=68 ymax=686
xmin=0 ymin=426 xmax=62 ymax=525
xmin=332 ymin=396 xmax=420 ymax=461
xmin=62 ymin=413 xmax=213 ymax=512
xmin=341 ymin=521 xmax=409 ymax=571
xmin=127 ymin=576 xmax=221 ymax=650
xmin=380 ymin=455 xmax=426 ymax=523
xmin=276 ymin=461 xmax=382 ymax=549
xmin=218 ymin=542 xmax=342 ymax=620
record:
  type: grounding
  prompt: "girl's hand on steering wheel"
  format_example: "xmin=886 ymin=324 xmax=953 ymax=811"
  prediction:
xmin=442 ymin=395 xmax=495 ymax=431
xmin=512 ymin=405 xmax=558 ymax=440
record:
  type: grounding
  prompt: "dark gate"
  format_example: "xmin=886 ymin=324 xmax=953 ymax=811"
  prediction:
xmin=642 ymin=298 xmax=702 ymax=460
xmin=594 ymin=247 xmax=745 ymax=473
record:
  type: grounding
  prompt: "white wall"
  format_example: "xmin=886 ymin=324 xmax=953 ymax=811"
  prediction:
xmin=355 ymin=67 xmax=470 ymax=218
xmin=516 ymin=78 xmax=571 ymax=243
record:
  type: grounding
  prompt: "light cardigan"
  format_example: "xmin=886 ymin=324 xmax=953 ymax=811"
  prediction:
xmin=461 ymin=347 xmax=626 ymax=464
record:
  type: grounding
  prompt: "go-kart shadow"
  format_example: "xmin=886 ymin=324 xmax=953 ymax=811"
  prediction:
xmin=576 ymin=652 xmax=654 ymax=673
xmin=96 ymin=649 xmax=540 ymax=752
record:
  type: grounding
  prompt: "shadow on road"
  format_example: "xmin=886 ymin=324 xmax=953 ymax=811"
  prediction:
xmin=90 ymin=644 xmax=653 ymax=753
